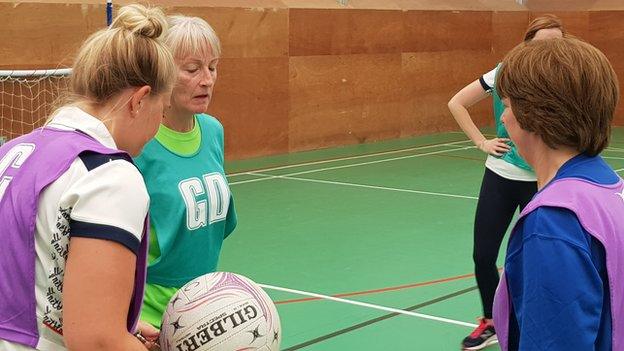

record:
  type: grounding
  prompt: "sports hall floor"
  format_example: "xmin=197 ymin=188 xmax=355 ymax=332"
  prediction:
xmin=219 ymin=127 xmax=624 ymax=350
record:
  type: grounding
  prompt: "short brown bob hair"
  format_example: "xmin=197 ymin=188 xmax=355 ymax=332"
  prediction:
xmin=496 ymin=38 xmax=619 ymax=156
xmin=524 ymin=14 xmax=566 ymax=42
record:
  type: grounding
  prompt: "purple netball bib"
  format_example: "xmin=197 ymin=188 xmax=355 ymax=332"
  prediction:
xmin=0 ymin=127 xmax=148 ymax=347
xmin=493 ymin=178 xmax=624 ymax=351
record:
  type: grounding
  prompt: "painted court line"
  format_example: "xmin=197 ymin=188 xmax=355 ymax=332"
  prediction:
xmin=259 ymin=283 xmax=478 ymax=329
xmin=603 ymin=155 xmax=624 ymax=160
xmin=227 ymin=139 xmax=472 ymax=177
xmin=230 ymin=145 xmax=476 ymax=186
xmin=450 ymin=131 xmax=497 ymax=138
xmin=605 ymin=147 xmax=624 ymax=153
xmin=275 ymin=272 xmax=477 ymax=305
xmin=282 ymin=286 xmax=481 ymax=351
xmin=252 ymin=172 xmax=478 ymax=200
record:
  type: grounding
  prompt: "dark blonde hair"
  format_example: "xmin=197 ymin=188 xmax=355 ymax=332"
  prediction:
xmin=524 ymin=14 xmax=566 ymax=42
xmin=497 ymin=38 xmax=619 ymax=156
xmin=70 ymin=4 xmax=176 ymax=103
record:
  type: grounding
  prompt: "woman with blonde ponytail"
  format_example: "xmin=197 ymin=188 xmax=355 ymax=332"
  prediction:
xmin=0 ymin=4 xmax=174 ymax=351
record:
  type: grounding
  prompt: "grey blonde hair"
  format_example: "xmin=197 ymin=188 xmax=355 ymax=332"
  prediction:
xmin=165 ymin=15 xmax=221 ymax=59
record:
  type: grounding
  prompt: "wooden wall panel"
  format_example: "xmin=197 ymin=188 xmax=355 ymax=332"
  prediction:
xmin=401 ymin=50 xmax=496 ymax=137
xmin=289 ymin=9 xmax=403 ymax=56
xmin=530 ymin=11 xmax=590 ymax=39
xmin=523 ymin=0 xmax=597 ymax=11
xmin=492 ymin=11 xmax=592 ymax=59
xmin=0 ymin=0 xmax=525 ymax=10
xmin=209 ymin=57 xmax=290 ymax=159
xmin=170 ymin=0 xmax=285 ymax=7
xmin=492 ymin=11 xmax=530 ymax=57
xmin=1 ymin=3 xmax=622 ymax=159
xmin=289 ymin=54 xmax=403 ymax=151
xmin=0 ymin=3 xmax=103 ymax=69
xmin=403 ymin=11 xmax=493 ymax=52
xmin=396 ymin=0 xmax=524 ymax=11
xmin=0 ymin=3 xmax=97 ymax=142
xmin=0 ymin=0 xmax=286 ymax=6
xmin=591 ymin=0 xmax=624 ymax=10
xmin=588 ymin=11 xmax=624 ymax=124
xmin=283 ymin=0 xmax=399 ymax=10
xmin=170 ymin=6 xmax=289 ymax=58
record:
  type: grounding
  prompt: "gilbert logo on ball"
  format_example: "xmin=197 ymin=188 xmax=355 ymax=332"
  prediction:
xmin=160 ymin=272 xmax=281 ymax=351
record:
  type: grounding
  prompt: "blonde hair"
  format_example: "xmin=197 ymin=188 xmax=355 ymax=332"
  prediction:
xmin=70 ymin=4 xmax=176 ymax=104
xmin=497 ymin=38 xmax=619 ymax=156
xmin=165 ymin=15 xmax=221 ymax=59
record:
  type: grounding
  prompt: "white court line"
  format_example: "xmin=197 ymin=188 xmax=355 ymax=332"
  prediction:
xmin=230 ymin=145 xmax=476 ymax=186
xmin=615 ymin=168 xmax=624 ymax=173
xmin=603 ymin=156 xmax=624 ymax=160
xmin=259 ymin=283 xmax=478 ymax=329
xmin=605 ymin=147 xmax=624 ymax=153
xmin=253 ymin=172 xmax=478 ymax=200
xmin=227 ymin=140 xmax=472 ymax=177
xmin=449 ymin=131 xmax=497 ymax=138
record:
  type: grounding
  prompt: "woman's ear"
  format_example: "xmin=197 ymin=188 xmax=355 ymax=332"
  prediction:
xmin=129 ymin=86 xmax=152 ymax=118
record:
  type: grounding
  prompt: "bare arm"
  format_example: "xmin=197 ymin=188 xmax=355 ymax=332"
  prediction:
xmin=447 ymin=80 xmax=510 ymax=156
xmin=63 ymin=237 xmax=147 ymax=351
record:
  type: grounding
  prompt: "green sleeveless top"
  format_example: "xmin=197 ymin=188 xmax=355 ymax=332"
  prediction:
xmin=135 ymin=114 xmax=237 ymax=288
xmin=492 ymin=65 xmax=532 ymax=171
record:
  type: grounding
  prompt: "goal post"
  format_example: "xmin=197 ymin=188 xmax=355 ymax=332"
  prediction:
xmin=0 ymin=68 xmax=72 ymax=144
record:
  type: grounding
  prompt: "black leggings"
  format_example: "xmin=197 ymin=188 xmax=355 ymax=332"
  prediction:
xmin=473 ymin=168 xmax=537 ymax=319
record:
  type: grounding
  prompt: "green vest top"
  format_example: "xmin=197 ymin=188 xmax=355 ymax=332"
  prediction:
xmin=135 ymin=114 xmax=237 ymax=288
xmin=492 ymin=64 xmax=533 ymax=171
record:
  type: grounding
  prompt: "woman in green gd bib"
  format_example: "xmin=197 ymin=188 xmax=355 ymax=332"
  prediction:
xmin=135 ymin=15 xmax=237 ymax=328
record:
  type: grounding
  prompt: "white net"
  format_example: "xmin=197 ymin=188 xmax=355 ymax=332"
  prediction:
xmin=0 ymin=69 xmax=71 ymax=144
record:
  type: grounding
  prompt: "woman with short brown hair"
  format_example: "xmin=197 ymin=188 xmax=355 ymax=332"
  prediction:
xmin=493 ymin=37 xmax=621 ymax=351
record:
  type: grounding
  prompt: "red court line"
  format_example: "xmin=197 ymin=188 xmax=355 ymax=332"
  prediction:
xmin=275 ymin=272 xmax=477 ymax=305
